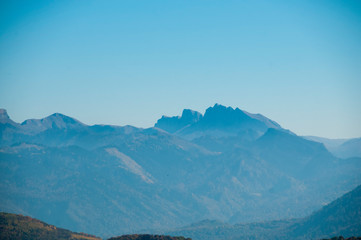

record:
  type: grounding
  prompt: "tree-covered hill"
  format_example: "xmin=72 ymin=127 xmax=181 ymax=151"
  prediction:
xmin=108 ymin=234 xmax=191 ymax=240
xmin=0 ymin=212 xmax=101 ymax=240
xmin=321 ymin=237 xmax=361 ymax=240
xmin=0 ymin=212 xmax=193 ymax=240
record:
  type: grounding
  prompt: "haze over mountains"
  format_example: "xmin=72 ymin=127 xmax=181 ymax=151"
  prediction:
xmin=164 ymin=184 xmax=361 ymax=240
xmin=1 ymin=184 xmax=360 ymax=240
xmin=304 ymin=136 xmax=361 ymax=159
xmin=0 ymin=104 xmax=360 ymax=238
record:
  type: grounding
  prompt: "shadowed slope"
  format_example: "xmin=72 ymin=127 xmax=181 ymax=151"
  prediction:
xmin=164 ymin=185 xmax=361 ymax=240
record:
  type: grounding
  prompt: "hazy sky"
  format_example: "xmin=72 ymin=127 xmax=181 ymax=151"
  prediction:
xmin=1 ymin=0 xmax=360 ymax=138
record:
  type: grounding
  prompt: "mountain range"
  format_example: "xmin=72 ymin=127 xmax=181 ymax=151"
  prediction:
xmin=0 ymin=104 xmax=360 ymax=238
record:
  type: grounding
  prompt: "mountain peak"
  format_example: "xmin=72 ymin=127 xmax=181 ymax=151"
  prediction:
xmin=212 ymin=103 xmax=228 ymax=108
xmin=155 ymin=104 xmax=284 ymax=140
xmin=0 ymin=109 xmax=18 ymax=126
xmin=181 ymin=109 xmax=202 ymax=121
xmin=207 ymin=103 xmax=235 ymax=112
xmin=154 ymin=109 xmax=202 ymax=133
xmin=202 ymin=104 xmax=250 ymax=127
xmin=204 ymin=103 xmax=250 ymax=117
xmin=49 ymin=112 xmax=66 ymax=117
xmin=0 ymin=109 xmax=10 ymax=123
xmin=47 ymin=112 xmax=80 ymax=122
xmin=21 ymin=112 xmax=86 ymax=133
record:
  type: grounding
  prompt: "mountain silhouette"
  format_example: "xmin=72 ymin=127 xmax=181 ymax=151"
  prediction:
xmin=155 ymin=104 xmax=284 ymax=140
xmin=155 ymin=109 xmax=202 ymax=134
xmin=21 ymin=113 xmax=86 ymax=133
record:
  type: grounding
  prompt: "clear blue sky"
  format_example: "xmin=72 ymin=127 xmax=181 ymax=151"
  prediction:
xmin=1 ymin=0 xmax=360 ymax=138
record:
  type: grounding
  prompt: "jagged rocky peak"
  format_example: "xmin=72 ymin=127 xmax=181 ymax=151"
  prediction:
xmin=201 ymin=103 xmax=251 ymax=126
xmin=0 ymin=109 xmax=18 ymax=126
xmin=155 ymin=104 xmax=284 ymax=136
xmin=0 ymin=109 xmax=10 ymax=123
xmin=203 ymin=104 xmax=248 ymax=119
xmin=201 ymin=104 xmax=283 ymax=130
xmin=180 ymin=109 xmax=202 ymax=122
xmin=154 ymin=109 xmax=202 ymax=133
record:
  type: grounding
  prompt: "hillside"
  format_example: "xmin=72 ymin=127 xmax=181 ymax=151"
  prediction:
xmin=0 ymin=212 xmax=100 ymax=240
xmin=321 ymin=237 xmax=361 ymax=240
xmin=108 ymin=234 xmax=191 ymax=240
xmin=0 ymin=212 xmax=192 ymax=240
xmin=164 ymin=185 xmax=361 ymax=240
xmin=288 ymin=184 xmax=361 ymax=239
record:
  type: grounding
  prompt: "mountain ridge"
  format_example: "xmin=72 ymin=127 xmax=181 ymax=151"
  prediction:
xmin=155 ymin=104 xmax=285 ymax=140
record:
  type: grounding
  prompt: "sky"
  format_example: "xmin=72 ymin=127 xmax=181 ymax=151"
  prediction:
xmin=0 ymin=0 xmax=360 ymax=139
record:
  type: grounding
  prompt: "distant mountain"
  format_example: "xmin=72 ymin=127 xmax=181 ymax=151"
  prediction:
xmin=155 ymin=109 xmax=202 ymax=134
xmin=303 ymin=136 xmax=348 ymax=152
xmin=304 ymin=136 xmax=361 ymax=159
xmin=255 ymin=128 xmax=336 ymax=179
xmin=0 ymin=110 xmax=89 ymax=146
xmin=0 ymin=109 xmax=18 ymax=127
xmin=163 ymin=185 xmax=361 ymax=240
xmin=155 ymin=104 xmax=284 ymax=140
xmin=333 ymin=138 xmax=361 ymax=159
xmin=1 ymin=105 xmax=360 ymax=238
xmin=21 ymin=113 xmax=86 ymax=133
xmin=0 ymin=109 xmax=25 ymax=146
xmin=0 ymin=212 xmax=101 ymax=240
